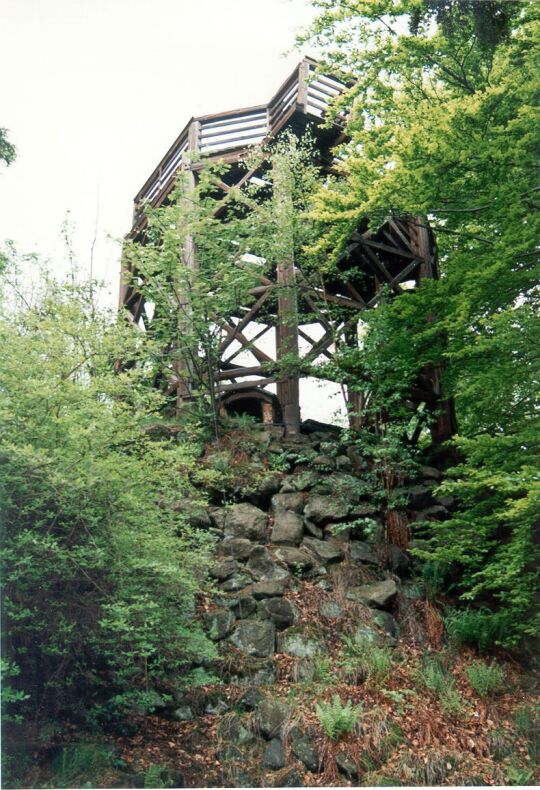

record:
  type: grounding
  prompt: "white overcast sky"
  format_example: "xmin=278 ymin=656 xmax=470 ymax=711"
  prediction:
xmin=0 ymin=0 xmax=316 ymax=296
xmin=0 ymin=0 xmax=349 ymax=423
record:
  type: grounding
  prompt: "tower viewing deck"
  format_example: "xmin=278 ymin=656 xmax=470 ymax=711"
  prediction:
xmin=129 ymin=58 xmax=347 ymax=232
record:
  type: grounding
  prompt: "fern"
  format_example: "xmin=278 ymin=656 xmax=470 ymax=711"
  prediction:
xmin=316 ymin=695 xmax=362 ymax=739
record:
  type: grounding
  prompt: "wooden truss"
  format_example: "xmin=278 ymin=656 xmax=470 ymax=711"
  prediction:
xmin=120 ymin=58 xmax=457 ymax=443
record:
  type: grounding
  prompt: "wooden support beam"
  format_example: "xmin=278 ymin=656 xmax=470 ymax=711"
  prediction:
xmin=219 ymin=289 xmax=271 ymax=353
xmin=217 ymin=376 xmax=276 ymax=392
xmin=223 ymin=324 xmax=271 ymax=365
xmin=220 ymin=321 xmax=274 ymax=365
xmin=218 ymin=365 xmax=266 ymax=380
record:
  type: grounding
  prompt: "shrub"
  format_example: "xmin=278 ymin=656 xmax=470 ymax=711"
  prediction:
xmin=465 ymin=660 xmax=504 ymax=697
xmin=316 ymin=695 xmax=362 ymax=740
xmin=444 ymin=608 xmax=510 ymax=652
xmin=49 ymin=742 xmax=116 ymax=788
xmin=514 ymin=705 xmax=539 ymax=763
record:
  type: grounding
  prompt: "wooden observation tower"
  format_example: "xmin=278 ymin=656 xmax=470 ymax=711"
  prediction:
xmin=120 ymin=58 xmax=456 ymax=443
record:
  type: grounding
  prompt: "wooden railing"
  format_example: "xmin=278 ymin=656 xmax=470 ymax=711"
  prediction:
xmin=131 ymin=58 xmax=347 ymax=230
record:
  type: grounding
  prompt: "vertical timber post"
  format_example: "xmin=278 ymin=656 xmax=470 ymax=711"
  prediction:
xmin=173 ymin=119 xmax=200 ymax=414
xmin=412 ymin=215 xmax=458 ymax=447
xmin=273 ymin=153 xmax=301 ymax=435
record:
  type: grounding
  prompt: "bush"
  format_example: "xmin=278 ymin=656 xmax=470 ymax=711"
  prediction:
xmin=444 ymin=608 xmax=510 ymax=652
xmin=465 ymin=660 xmax=504 ymax=697
xmin=316 ymin=695 xmax=362 ymax=740
xmin=417 ymin=655 xmax=464 ymax=717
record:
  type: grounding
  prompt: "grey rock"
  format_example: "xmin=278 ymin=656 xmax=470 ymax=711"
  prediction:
xmin=347 ymin=579 xmax=398 ymax=609
xmin=277 ymin=631 xmax=324 ymax=658
xmin=218 ymin=714 xmax=254 ymax=744
xmin=408 ymin=484 xmax=435 ymax=510
xmin=248 ymin=474 xmax=282 ymax=507
xmin=294 ymin=657 xmax=316 ymax=682
xmin=214 ymin=503 xmax=268 ymax=541
xmin=220 ymin=573 xmax=252 ymax=592
xmin=272 ymin=767 xmax=304 ymax=787
xmin=319 ymin=600 xmax=343 ymax=619
xmin=292 ymin=471 xmax=320 ymax=492
xmin=271 ymin=492 xmax=304 ymax=514
xmin=290 ymin=728 xmax=320 ymax=773
xmin=261 ymin=597 xmax=297 ymax=629
xmin=232 ymin=595 xmax=258 ymax=619
xmin=435 ymin=495 xmax=455 ymax=509
xmin=232 ymin=769 xmax=257 ymax=788
xmin=350 ymin=541 xmax=379 ymax=565
xmin=205 ymin=698 xmax=229 ymax=715
xmin=349 ymin=502 xmax=379 ymax=518
xmin=304 ymin=495 xmax=350 ymax=524
xmin=257 ymin=698 xmax=291 ymax=738
xmin=372 ymin=610 xmax=400 ymax=639
xmin=237 ymin=687 xmax=264 ymax=711
xmin=312 ymin=454 xmax=335 ymax=471
xmin=346 ymin=445 xmax=368 ymax=471
xmin=386 ymin=544 xmax=410 ymax=573
xmin=204 ymin=608 xmax=235 ymax=641
xmin=220 ymin=537 xmax=253 ymax=560
xmin=419 ymin=465 xmax=442 ymax=481
xmin=263 ymin=739 xmax=286 ymax=770
xmin=414 ymin=505 xmax=450 ymax=521
xmin=303 ymin=518 xmax=323 ymax=539
xmin=271 ymin=510 xmax=304 ymax=545
xmin=209 ymin=558 xmax=239 ymax=580
xmin=252 ymin=579 xmax=288 ymax=599
xmin=336 ymin=752 xmax=358 ymax=779
xmin=352 ymin=621 xmax=381 ymax=646
xmin=170 ymin=705 xmax=193 ymax=722
xmin=316 ymin=579 xmax=333 ymax=592
xmin=302 ymin=537 xmax=344 ymax=563
xmin=230 ymin=621 xmax=276 ymax=657
xmin=273 ymin=547 xmax=314 ymax=572
xmin=247 ymin=545 xmax=288 ymax=580
xmin=335 ymin=454 xmax=353 ymax=472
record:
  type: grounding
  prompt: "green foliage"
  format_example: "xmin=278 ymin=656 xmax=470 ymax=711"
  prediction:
xmin=0 ymin=127 xmax=16 ymax=166
xmin=144 ymin=764 xmax=173 ymax=789
xmin=417 ymin=654 xmax=464 ymax=717
xmin=514 ymin=704 xmax=540 ymax=763
xmin=0 ymin=252 xmax=216 ymax=726
xmin=48 ymin=742 xmax=116 ymax=789
xmin=316 ymin=694 xmax=362 ymax=740
xmin=444 ymin=607 xmax=510 ymax=652
xmin=465 ymin=660 xmax=505 ymax=698
xmin=343 ymin=636 xmax=393 ymax=687
xmin=300 ymin=0 xmax=540 ymax=646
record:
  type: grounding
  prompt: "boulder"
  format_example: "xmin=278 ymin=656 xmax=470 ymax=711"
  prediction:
xmin=350 ymin=541 xmax=378 ymax=565
xmin=209 ymin=558 xmax=239 ymax=581
xmin=272 ymin=767 xmax=304 ymax=787
xmin=273 ymin=547 xmax=314 ymax=572
xmin=419 ymin=465 xmax=442 ymax=481
xmin=248 ymin=474 xmax=282 ymax=508
xmin=214 ymin=503 xmax=268 ymax=541
xmin=271 ymin=510 xmax=304 ymax=545
xmin=386 ymin=544 xmax=410 ymax=574
xmin=203 ymin=609 xmax=235 ymax=641
xmin=271 ymin=492 xmax=304 ymax=514
xmin=294 ymin=657 xmax=316 ymax=682
xmin=252 ymin=579 xmax=288 ymax=599
xmin=304 ymin=495 xmax=350 ymax=524
xmin=247 ymin=546 xmax=288 ymax=580
xmin=347 ymin=579 xmax=398 ymax=609
xmin=230 ymin=621 xmax=276 ymax=657
xmin=336 ymin=752 xmax=358 ymax=780
xmin=414 ymin=505 xmax=450 ymax=522
xmin=372 ymin=610 xmax=400 ymax=639
xmin=260 ymin=597 xmax=297 ymax=629
xmin=257 ymin=698 xmax=291 ymax=738
xmin=262 ymin=739 xmax=286 ymax=770
xmin=277 ymin=631 xmax=324 ymax=658
xmin=231 ymin=595 xmax=258 ymax=619
xmin=303 ymin=518 xmax=323 ymax=539
xmin=312 ymin=454 xmax=335 ymax=471
xmin=218 ymin=713 xmax=254 ymax=745
xmin=220 ymin=573 xmax=252 ymax=592
xmin=407 ymin=484 xmax=435 ymax=510
xmin=237 ymin=687 xmax=264 ymax=711
xmin=170 ymin=705 xmax=194 ymax=722
xmin=319 ymin=600 xmax=343 ymax=619
xmin=220 ymin=537 xmax=253 ymax=560
xmin=205 ymin=698 xmax=229 ymax=715
xmin=302 ymin=537 xmax=344 ymax=564
xmin=290 ymin=727 xmax=320 ymax=773
xmin=349 ymin=502 xmax=379 ymax=519
xmin=335 ymin=454 xmax=353 ymax=472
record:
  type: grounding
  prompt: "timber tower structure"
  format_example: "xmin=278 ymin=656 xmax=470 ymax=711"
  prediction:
xmin=120 ymin=58 xmax=456 ymax=443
